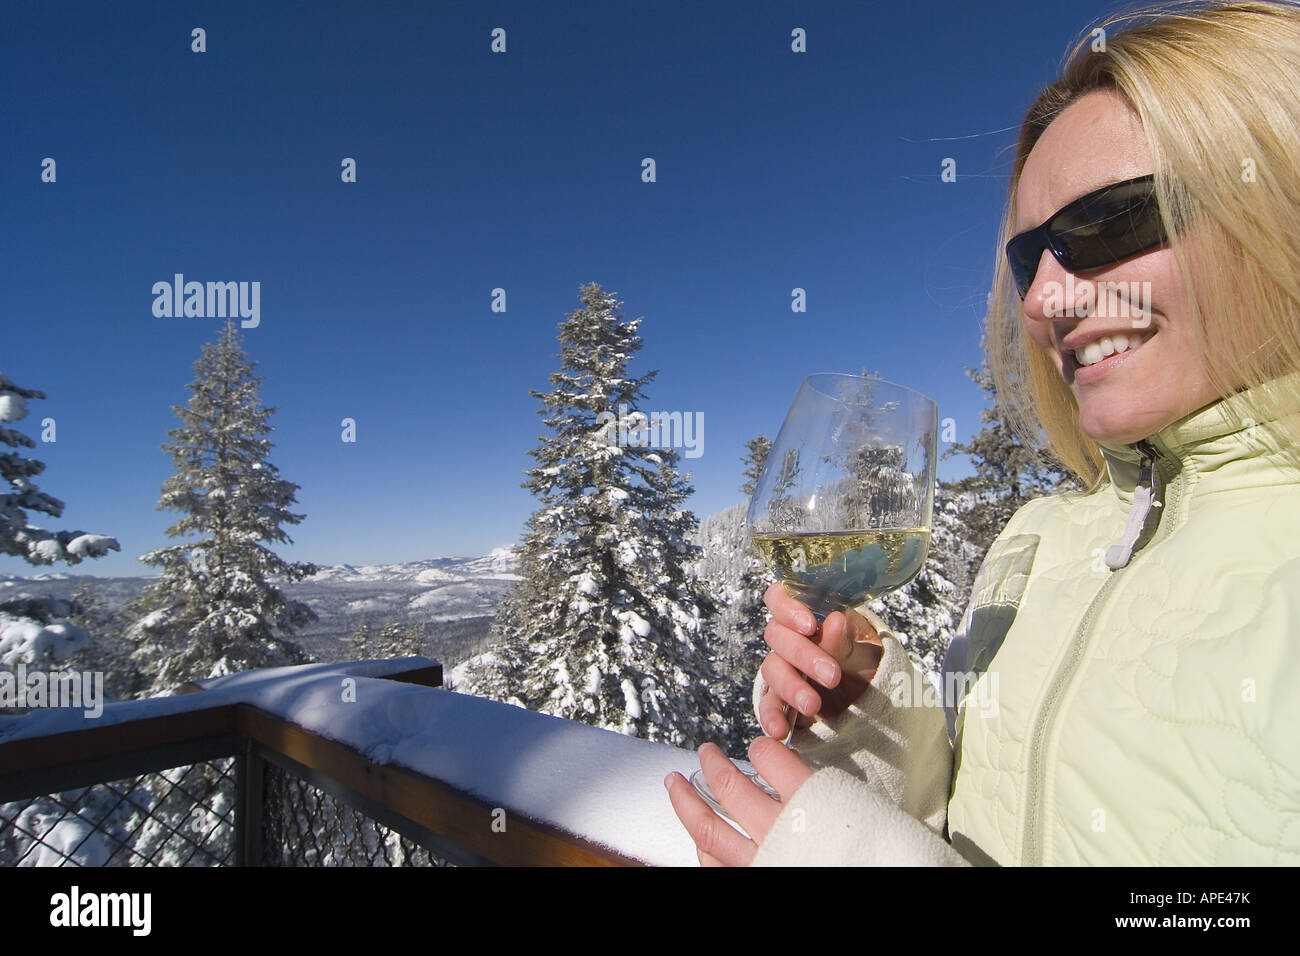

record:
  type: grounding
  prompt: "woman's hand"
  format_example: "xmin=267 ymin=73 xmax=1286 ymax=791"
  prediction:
xmin=758 ymin=581 xmax=885 ymax=739
xmin=664 ymin=737 xmax=814 ymax=866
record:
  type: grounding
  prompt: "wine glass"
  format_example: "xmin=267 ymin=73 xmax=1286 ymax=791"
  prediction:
xmin=691 ymin=373 xmax=938 ymax=820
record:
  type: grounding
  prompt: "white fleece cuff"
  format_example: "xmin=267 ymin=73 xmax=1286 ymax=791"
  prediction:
xmin=750 ymin=767 xmax=973 ymax=867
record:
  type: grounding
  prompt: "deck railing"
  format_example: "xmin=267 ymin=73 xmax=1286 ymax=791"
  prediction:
xmin=0 ymin=658 xmax=700 ymax=866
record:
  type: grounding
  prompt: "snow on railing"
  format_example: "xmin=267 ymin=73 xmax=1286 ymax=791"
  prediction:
xmin=0 ymin=657 xmax=702 ymax=866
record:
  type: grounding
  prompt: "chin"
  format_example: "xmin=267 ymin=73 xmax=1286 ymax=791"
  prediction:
xmin=1076 ymin=406 xmax=1154 ymax=447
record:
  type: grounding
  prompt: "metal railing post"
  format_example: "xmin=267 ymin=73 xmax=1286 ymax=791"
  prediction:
xmin=235 ymin=736 xmax=266 ymax=866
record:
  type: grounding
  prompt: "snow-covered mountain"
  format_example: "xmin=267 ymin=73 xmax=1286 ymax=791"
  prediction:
xmin=295 ymin=547 xmax=519 ymax=627
xmin=0 ymin=547 xmax=522 ymax=669
xmin=307 ymin=547 xmax=519 ymax=587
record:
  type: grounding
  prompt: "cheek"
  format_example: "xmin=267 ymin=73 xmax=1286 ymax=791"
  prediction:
xmin=1021 ymin=312 xmax=1056 ymax=356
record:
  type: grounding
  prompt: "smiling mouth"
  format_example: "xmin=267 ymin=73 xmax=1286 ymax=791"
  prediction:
xmin=1072 ymin=330 xmax=1156 ymax=367
xmin=1063 ymin=329 xmax=1157 ymax=376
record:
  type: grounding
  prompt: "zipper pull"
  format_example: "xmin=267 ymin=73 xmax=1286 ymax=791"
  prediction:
xmin=1104 ymin=440 xmax=1162 ymax=570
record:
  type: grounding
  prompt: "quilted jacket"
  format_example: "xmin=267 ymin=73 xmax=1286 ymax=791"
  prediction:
xmin=751 ymin=376 xmax=1300 ymax=866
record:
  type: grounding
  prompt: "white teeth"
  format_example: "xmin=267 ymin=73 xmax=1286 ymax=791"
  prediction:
xmin=1073 ymin=332 xmax=1150 ymax=367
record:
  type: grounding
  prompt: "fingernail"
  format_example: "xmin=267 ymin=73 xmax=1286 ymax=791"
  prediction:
xmin=801 ymin=612 xmax=816 ymax=633
xmin=798 ymin=691 xmax=817 ymax=714
xmin=664 ymin=774 xmax=675 ymax=789
xmin=814 ymin=658 xmax=837 ymax=686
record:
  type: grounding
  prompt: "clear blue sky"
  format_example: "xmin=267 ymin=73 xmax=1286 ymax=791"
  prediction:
xmin=1 ymin=0 xmax=1117 ymax=577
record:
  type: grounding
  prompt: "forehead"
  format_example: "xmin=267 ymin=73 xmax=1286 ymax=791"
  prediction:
xmin=1013 ymin=89 xmax=1153 ymax=232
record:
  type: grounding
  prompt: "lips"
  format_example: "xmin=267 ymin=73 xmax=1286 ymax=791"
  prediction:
xmin=1071 ymin=330 xmax=1155 ymax=367
xmin=1064 ymin=329 xmax=1157 ymax=382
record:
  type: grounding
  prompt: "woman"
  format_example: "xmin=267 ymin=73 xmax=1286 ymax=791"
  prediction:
xmin=666 ymin=0 xmax=1300 ymax=866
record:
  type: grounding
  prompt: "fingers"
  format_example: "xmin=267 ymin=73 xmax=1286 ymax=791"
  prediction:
xmin=763 ymin=581 xmax=817 ymax=636
xmin=759 ymin=651 xmax=820 ymax=737
xmin=764 ymin=613 xmax=843 ymax=690
xmin=697 ymin=847 xmax=725 ymax=867
xmin=693 ymin=738 xmax=811 ymax=847
xmin=697 ymin=743 xmax=782 ymax=842
xmin=760 ymin=608 xmax=854 ymax=733
xmin=760 ymin=583 xmax=888 ymax=727
xmin=764 ymin=595 xmax=881 ymax=683
xmin=748 ymin=736 xmax=814 ymax=804
xmin=664 ymin=768 xmax=756 ymax=867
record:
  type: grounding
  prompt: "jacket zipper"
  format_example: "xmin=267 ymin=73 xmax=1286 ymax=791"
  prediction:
xmin=1019 ymin=437 xmax=1181 ymax=864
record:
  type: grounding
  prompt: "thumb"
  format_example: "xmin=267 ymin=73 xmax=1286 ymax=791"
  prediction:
xmin=840 ymin=606 xmax=885 ymax=676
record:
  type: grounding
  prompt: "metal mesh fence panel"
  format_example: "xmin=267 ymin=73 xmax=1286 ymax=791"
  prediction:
xmin=0 ymin=757 xmax=237 ymax=867
xmin=259 ymin=760 xmax=450 ymax=867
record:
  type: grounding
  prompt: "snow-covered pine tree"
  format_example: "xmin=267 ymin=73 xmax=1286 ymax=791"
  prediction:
xmin=347 ymin=613 xmax=372 ymax=659
xmin=868 ymin=478 xmax=978 ymax=677
xmin=373 ymin=616 xmax=424 ymax=658
xmin=0 ymin=372 xmax=119 ymax=568
xmin=403 ymin=616 xmax=428 ymax=657
xmin=691 ymin=505 xmax=768 ymax=752
xmin=374 ymin=617 xmax=402 ymax=658
xmin=453 ymin=283 xmax=724 ymax=750
xmin=739 ymin=435 xmax=771 ymax=497
xmin=0 ymin=372 xmax=119 ymax=696
xmin=688 ymin=436 xmax=777 ymax=748
xmin=124 ymin=320 xmax=318 ymax=696
xmin=64 ymin=580 xmax=143 ymax=702
xmin=734 ymin=434 xmax=772 ymax=655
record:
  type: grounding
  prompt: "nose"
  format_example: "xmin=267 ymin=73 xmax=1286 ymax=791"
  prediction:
xmin=1021 ymin=248 xmax=1079 ymax=322
xmin=1018 ymin=249 xmax=1086 ymax=353
xmin=1023 ymin=248 xmax=1056 ymax=302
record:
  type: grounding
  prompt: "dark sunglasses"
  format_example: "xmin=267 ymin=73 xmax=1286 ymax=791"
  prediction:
xmin=1005 ymin=174 xmax=1169 ymax=298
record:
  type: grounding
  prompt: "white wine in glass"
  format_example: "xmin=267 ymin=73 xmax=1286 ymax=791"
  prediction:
xmin=690 ymin=373 xmax=937 ymax=818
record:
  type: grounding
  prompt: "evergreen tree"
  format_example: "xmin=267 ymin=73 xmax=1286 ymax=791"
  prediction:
xmin=454 ymin=283 xmax=723 ymax=749
xmin=869 ymin=479 xmax=978 ymax=675
xmin=0 ymin=372 xmax=119 ymax=567
xmin=347 ymin=613 xmax=371 ymax=659
xmin=0 ymin=372 xmax=119 ymax=700
xmin=124 ymin=320 xmax=318 ymax=695
xmin=373 ymin=616 xmax=424 ymax=658
xmin=375 ymin=617 xmax=400 ymax=657
xmin=64 ymin=580 xmax=144 ymax=702
xmin=403 ymin=616 xmax=428 ymax=657
xmin=732 ymin=433 xmax=773 ymax=696
xmin=730 ymin=435 xmax=775 ymax=676
xmin=739 ymin=435 xmax=771 ymax=497
xmin=691 ymin=501 xmax=770 ymax=753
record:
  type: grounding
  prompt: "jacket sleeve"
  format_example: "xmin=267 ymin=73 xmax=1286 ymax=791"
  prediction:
xmin=748 ymin=610 xmax=973 ymax=866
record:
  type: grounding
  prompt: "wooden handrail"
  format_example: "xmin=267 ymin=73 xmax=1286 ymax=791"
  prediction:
xmin=236 ymin=704 xmax=635 ymax=866
xmin=0 ymin=658 xmax=640 ymax=866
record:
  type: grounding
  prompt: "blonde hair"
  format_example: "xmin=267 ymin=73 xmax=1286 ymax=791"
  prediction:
xmin=988 ymin=0 xmax=1300 ymax=489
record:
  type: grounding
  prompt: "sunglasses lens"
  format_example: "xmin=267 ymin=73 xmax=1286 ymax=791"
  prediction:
xmin=1005 ymin=176 xmax=1168 ymax=298
xmin=1052 ymin=180 xmax=1166 ymax=271
xmin=1006 ymin=233 xmax=1045 ymax=298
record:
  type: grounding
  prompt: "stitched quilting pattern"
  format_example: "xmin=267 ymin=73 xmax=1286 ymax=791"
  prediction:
xmin=950 ymin=477 xmax=1300 ymax=865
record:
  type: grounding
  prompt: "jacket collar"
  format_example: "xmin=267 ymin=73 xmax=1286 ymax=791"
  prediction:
xmin=1096 ymin=372 xmax=1300 ymax=503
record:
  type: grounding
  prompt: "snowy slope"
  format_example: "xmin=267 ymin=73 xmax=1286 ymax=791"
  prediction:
xmin=307 ymin=547 xmax=520 ymax=587
xmin=0 ymin=548 xmax=522 ymax=667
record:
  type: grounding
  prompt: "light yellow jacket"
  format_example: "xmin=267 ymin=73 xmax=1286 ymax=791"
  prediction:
xmin=752 ymin=380 xmax=1300 ymax=866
